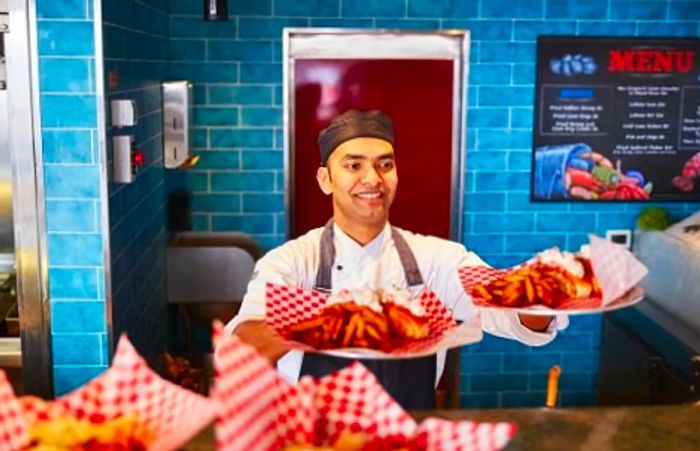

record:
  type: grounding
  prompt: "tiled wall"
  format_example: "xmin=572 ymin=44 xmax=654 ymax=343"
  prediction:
xmin=35 ymin=0 xmax=175 ymax=394
xmin=102 ymin=0 xmax=173 ymax=366
xmin=167 ymin=0 xmax=700 ymax=407
xmin=35 ymin=0 xmax=109 ymax=394
xmin=168 ymin=1 xmax=287 ymax=251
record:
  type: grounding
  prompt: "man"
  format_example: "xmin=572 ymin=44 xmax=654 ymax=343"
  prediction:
xmin=226 ymin=109 xmax=566 ymax=409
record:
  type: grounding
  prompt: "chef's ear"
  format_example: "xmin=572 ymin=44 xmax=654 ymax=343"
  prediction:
xmin=317 ymin=166 xmax=332 ymax=195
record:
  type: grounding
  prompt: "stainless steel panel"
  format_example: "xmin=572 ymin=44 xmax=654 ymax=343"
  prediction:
xmin=0 ymin=57 xmax=6 ymax=90
xmin=288 ymin=31 xmax=463 ymax=59
xmin=1 ymin=13 xmax=6 ymax=91
xmin=0 ymin=337 xmax=20 ymax=367
xmin=0 ymin=2 xmax=9 ymax=250
xmin=6 ymin=0 xmax=51 ymax=396
xmin=166 ymin=231 xmax=259 ymax=304
xmin=92 ymin=0 xmax=113 ymax=362
xmin=0 ymin=90 xmax=14 ymax=252
xmin=162 ymin=80 xmax=193 ymax=169
xmin=166 ymin=247 xmax=254 ymax=303
xmin=634 ymin=230 xmax=700 ymax=335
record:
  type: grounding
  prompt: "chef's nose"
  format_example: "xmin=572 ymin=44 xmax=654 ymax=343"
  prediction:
xmin=361 ymin=165 xmax=381 ymax=185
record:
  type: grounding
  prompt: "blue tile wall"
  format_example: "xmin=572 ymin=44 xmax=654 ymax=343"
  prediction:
xmin=103 ymin=0 xmax=172 ymax=369
xmin=230 ymin=0 xmax=272 ymax=16
xmin=610 ymin=1 xmax=667 ymax=21
xmin=407 ymin=0 xmax=478 ymax=18
xmin=40 ymin=95 xmax=97 ymax=127
xmin=35 ymin=0 xmax=109 ymax=395
xmin=668 ymin=1 xmax=700 ymax=21
xmin=275 ymin=0 xmax=339 ymax=17
xmin=545 ymin=0 xmax=609 ymax=20
xmin=37 ymin=21 xmax=94 ymax=55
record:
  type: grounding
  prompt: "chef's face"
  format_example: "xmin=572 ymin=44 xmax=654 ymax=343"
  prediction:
xmin=317 ymin=137 xmax=398 ymax=228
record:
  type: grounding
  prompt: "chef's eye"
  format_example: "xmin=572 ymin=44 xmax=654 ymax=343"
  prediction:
xmin=377 ymin=160 xmax=395 ymax=171
xmin=344 ymin=161 xmax=362 ymax=171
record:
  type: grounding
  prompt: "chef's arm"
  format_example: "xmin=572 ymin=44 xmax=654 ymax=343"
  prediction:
xmin=224 ymin=252 xmax=302 ymax=363
xmin=233 ymin=320 xmax=293 ymax=363
xmin=480 ymin=307 xmax=569 ymax=345
xmin=518 ymin=314 xmax=554 ymax=332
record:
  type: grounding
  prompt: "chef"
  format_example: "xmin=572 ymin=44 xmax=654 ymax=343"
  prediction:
xmin=226 ymin=109 xmax=567 ymax=409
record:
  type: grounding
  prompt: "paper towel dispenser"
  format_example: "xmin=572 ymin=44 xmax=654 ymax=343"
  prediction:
xmin=162 ymin=80 xmax=198 ymax=169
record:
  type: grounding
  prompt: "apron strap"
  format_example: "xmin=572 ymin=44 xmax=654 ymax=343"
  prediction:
xmin=313 ymin=219 xmax=335 ymax=292
xmin=390 ymin=227 xmax=424 ymax=287
xmin=314 ymin=220 xmax=424 ymax=290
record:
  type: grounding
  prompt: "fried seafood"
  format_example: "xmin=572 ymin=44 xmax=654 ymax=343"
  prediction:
xmin=24 ymin=414 xmax=153 ymax=450
xmin=282 ymin=288 xmax=429 ymax=351
xmin=471 ymin=249 xmax=601 ymax=308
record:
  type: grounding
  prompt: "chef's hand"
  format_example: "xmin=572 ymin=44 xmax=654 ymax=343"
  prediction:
xmin=233 ymin=320 xmax=297 ymax=363
xmin=518 ymin=314 xmax=554 ymax=333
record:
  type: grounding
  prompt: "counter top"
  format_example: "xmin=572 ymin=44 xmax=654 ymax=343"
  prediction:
xmin=183 ymin=405 xmax=700 ymax=450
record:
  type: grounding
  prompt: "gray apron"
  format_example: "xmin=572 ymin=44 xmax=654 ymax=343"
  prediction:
xmin=300 ymin=220 xmax=437 ymax=409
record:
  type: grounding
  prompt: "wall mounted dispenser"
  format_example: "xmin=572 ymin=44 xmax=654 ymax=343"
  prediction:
xmin=112 ymin=135 xmax=144 ymax=183
xmin=162 ymin=80 xmax=197 ymax=169
xmin=110 ymin=99 xmax=137 ymax=127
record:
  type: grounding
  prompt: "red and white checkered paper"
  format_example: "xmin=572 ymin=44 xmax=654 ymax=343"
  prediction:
xmin=459 ymin=234 xmax=648 ymax=311
xmin=588 ymin=234 xmax=647 ymax=305
xmin=212 ymin=322 xmax=516 ymax=451
xmin=0 ymin=336 xmax=216 ymax=451
xmin=0 ymin=371 xmax=27 ymax=451
xmin=264 ymin=283 xmax=483 ymax=357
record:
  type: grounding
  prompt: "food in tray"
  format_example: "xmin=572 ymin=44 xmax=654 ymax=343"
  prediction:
xmin=24 ymin=414 xmax=153 ymax=450
xmin=283 ymin=431 xmax=422 ymax=451
xmin=471 ymin=247 xmax=601 ymax=308
xmin=282 ymin=288 xmax=429 ymax=351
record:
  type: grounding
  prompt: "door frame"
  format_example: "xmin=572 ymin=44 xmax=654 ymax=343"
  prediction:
xmin=282 ymin=28 xmax=470 ymax=242
xmin=5 ymin=0 xmax=52 ymax=397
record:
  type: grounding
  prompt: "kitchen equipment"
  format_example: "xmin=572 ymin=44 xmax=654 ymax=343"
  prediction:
xmin=598 ymin=229 xmax=700 ymax=405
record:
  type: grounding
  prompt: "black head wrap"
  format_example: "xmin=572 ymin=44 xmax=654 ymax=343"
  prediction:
xmin=317 ymin=110 xmax=394 ymax=166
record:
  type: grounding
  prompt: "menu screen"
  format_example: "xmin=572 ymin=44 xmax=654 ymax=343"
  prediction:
xmin=532 ymin=36 xmax=700 ymax=201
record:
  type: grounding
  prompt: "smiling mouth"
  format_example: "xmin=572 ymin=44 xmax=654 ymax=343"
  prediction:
xmin=354 ymin=192 xmax=384 ymax=200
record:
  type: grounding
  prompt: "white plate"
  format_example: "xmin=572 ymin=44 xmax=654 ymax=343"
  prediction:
xmin=475 ymin=286 xmax=645 ymax=316
xmin=317 ymin=348 xmax=404 ymax=360
xmin=304 ymin=341 xmax=446 ymax=360
xmin=299 ymin=319 xmax=485 ymax=360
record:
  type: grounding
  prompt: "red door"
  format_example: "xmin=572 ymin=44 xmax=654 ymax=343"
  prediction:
xmin=292 ymin=59 xmax=455 ymax=239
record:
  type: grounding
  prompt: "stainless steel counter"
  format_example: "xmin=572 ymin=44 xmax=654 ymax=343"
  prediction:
xmin=0 ymin=336 xmax=20 ymax=367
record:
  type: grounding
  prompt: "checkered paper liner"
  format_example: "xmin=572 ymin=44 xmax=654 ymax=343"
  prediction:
xmin=459 ymin=234 xmax=648 ymax=311
xmin=0 ymin=371 xmax=27 ymax=451
xmin=212 ymin=322 xmax=516 ymax=451
xmin=265 ymin=282 xmax=483 ymax=357
xmin=212 ymin=320 xmax=310 ymax=451
xmin=416 ymin=418 xmax=518 ymax=451
xmin=587 ymin=234 xmax=648 ymax=305
xmin=0 ymin=336 xmax=216 ymax=451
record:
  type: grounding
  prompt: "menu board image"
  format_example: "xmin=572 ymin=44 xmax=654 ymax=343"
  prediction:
xmin=532 ymin=37 xmax=700 ymax=201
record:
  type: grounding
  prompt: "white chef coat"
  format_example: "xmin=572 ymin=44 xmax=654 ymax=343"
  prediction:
xmin=226 ymin=222 xmax=568 ymax=385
